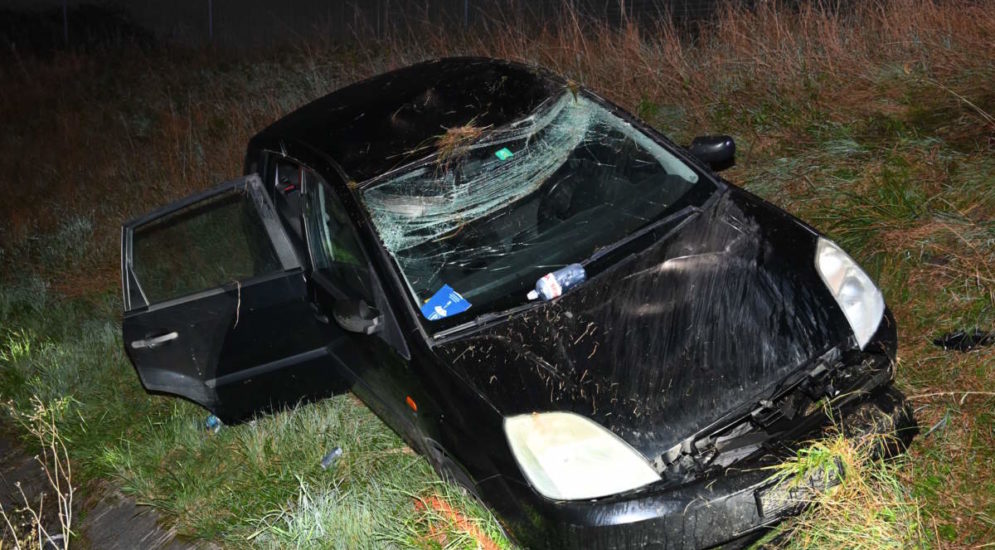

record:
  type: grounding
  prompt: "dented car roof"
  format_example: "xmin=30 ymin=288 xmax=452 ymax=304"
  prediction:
xmin=123 ymin=57 xmax=917 ymax=549
xmin=258 ymin=58 xmax=561 ymax=182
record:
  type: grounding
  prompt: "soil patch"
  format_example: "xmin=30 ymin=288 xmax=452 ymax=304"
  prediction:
xmin=1 ymin=422 xmax=214 ymax=549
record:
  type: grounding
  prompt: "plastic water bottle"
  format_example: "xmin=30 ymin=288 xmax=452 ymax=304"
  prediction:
xmin=320 ymin=446 xmax=343 ymax=470
xmin=527 ymin=263 xmax=587 ymax=301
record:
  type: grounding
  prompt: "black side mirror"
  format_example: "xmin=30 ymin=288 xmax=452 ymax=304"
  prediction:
xmin=689 ymin=135 xmax=736 ymax=172
xmin=332 ymin=299 xmax=383 ymax=335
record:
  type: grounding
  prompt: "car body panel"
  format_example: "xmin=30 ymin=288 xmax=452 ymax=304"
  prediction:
xmin=475 ymin=385 xmax=913 ymax=550
xmin=256 ymin=58 xmax=560 ymax=183
xmin=120 ymin=58 xmax=916 ymax=549
xmin=433 ymin=186 xmax=856 ymax=461
xmin=121 ymin=176 xmax=352 ymax=422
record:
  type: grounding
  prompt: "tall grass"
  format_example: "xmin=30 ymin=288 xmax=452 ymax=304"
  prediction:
xmin=759 ymin=430 xmax=926 ymax=549
xmin=1 ymin=397 xmax=75 ymax=550
xmin=3 ymin=0 xmax=993 ymax=283
xmin=1 ymin=0 xmax=993 ymax=547
xmin=0 ymin=290 xmax=507 ymax=547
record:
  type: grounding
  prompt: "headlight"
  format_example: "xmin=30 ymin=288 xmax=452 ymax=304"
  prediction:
xmin=504 ymin=412 xmax=659 ymax=500
xmin=815 ymin=238 xmax=885 ymax=349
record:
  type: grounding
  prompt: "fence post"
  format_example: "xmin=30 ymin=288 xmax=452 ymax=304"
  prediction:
xmin=208 ymin=0 xmax=214 ymax=42
xmin=62 ymin=0 xmax=68 ymax=46
xmin=464 ymin=0 xmax=469 ymax=27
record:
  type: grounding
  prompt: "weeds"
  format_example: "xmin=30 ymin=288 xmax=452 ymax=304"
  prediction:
xmin=1 ymin=0 xmax=994 ymax=546
xmin=385 ymin=482 xmax=511 ymax=550
xmin=436 ymin=122 xmax=486 ymax=172
xmin=1 ymin=397 xmax=75 ymax=550
xmin=759 ymin=430 xmax=925 ymax=549
xmin=0 ymin=330 xmax=33 ymax=364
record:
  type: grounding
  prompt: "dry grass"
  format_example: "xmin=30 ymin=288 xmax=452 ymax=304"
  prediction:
xmin=1 ymin=0 xmax=993 ymax=546
xmin=1 ymin=397 xmax=74 ymax=550
xmin=3 ymin=0 xmax=993 ymax=274
xmin=411 ymin=494 xmax=502 ymax=549
xmin=761 ymin=430 xmax=926 ymax=549
xmin=436 ymin=122 xmax=486 ymax=172
xmin=381 ymin=0 xmax=995 ymax=139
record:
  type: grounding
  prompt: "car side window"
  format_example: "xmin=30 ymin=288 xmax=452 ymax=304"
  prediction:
xmin=265 ymin=156 xmax=306 ymax=248
xmin=304 ymin=171 xmax=373 ymax=301
xmin=131 ymin=188 xmax=282 ymax=305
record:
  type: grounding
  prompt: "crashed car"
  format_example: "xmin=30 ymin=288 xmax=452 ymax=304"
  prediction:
xmin=121 ymin=58 xmax=916 ymax=548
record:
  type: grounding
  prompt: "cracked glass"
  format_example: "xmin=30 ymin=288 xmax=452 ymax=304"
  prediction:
xmin=361 ymin=93 xmax=704 ymax=324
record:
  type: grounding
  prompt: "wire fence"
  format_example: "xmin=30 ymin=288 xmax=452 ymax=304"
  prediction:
xmin=115 ymin=0 xmax=736 ymax=46
xmin=3 ymin=0 xmax=836 ymax=49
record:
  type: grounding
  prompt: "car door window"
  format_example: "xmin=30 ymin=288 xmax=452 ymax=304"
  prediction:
xmin=130 ymin=185 xmax=287 ymax=307
xmin=304 ymin=171 xmax=373 ymax=301
xmin=266 ymin=156 xmax=306 ymax=246
xmin=122 ymin=175 xmax=346 ymax=422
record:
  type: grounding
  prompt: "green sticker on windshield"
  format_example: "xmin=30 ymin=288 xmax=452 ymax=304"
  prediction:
xmin=494 ymin=147 xmax=514 ymax=161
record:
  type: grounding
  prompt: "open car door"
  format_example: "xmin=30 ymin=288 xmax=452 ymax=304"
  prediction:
xmin=121 ymin=175 xmax=347 ymax=422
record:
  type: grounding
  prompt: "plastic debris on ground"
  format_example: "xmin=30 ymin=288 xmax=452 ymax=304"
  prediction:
xmin=205 ymin=414 xmax=221 ymax=433
xmin=320 ymin=446 xmax=343 ymax=470
xmin=932 ymin=329 xmax=995 ymax=352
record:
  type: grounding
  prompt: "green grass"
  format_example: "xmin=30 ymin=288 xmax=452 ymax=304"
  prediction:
xmin=0 ymin=287 xmax=510 ymax=547
xmin=729 ymin=81 xmax=995 ymax=550
xmin=2 ymin=1 xmax=995 ymax=547
xmin=755 ymin=431 xmax=926 ymax=549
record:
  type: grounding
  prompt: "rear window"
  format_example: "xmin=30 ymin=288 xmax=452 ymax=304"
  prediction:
xmin=131 ymin=189 xmax=282 ymax=305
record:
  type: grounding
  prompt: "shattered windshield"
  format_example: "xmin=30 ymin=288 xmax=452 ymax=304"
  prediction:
xmin=361 ymin=92 xmax=706 ymax=327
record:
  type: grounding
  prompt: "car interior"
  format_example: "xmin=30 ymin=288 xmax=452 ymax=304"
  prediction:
xmin=269 ymin=158 xmax=306 ymax=249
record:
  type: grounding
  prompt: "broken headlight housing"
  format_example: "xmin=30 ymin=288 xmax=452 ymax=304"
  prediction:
xmin=504 ymin=412 xmax=660 ymax=500
xmin=815 ymin=237 xmax=885 ymax=349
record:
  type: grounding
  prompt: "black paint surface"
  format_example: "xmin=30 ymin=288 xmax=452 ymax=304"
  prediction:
xmin=436 ymin=187 xmax=853 ymax=461
xmin=122 ymin=58 xmax=915 ymax=549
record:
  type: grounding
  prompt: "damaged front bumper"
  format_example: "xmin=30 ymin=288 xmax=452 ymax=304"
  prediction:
xmin=483 ymin=317 xmax=917 ymax=549
xmin=491 ymin=386 xmax=914 ymax=549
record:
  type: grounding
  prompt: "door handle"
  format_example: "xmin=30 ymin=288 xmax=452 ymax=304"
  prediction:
xmin=131 ymin=331 xmax=179 ymax=350
xmin=309 ymin=302 xmax=330 ymax=324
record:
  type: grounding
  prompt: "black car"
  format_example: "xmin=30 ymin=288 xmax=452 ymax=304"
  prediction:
xmin=120 ymin=57 xmax=916 ymax=549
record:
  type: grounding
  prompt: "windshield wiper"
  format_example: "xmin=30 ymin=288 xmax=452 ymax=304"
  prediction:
xmin=432 ymin=306 xmax=533 ymax=340
xmin=582 ymin=204 xmax=701 ymax=269
xmin=432 ymin=206 xmax=706 ymax=340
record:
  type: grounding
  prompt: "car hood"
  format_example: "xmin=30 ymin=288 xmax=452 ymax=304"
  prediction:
xmin=434 ymin=187 xmax=856 ymax=461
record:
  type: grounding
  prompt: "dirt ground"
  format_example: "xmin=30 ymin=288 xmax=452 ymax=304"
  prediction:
xmin=0 ymin=423 xmax=213 ymax=549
